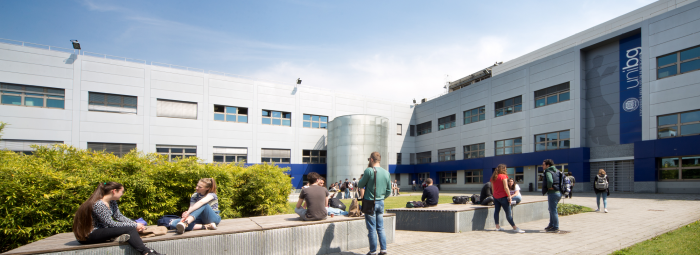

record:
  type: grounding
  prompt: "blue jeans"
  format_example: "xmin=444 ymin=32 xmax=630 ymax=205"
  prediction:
xmin=345 ymin=189 xmax=350 ymax=199
xmin=170 ymin=204 xmax=221 ymax=231
xmin=493 ymin=197 xmax=515 ymax=227
xmin=596 ymin=192 xmax=608 ymax=209
xmin=364 ymin=200 xmax=387 ymax=253
xmin=547 ymin=192 xmax=562 ymax=229
xmin=512 ymin=195 xmax=522 ymax=204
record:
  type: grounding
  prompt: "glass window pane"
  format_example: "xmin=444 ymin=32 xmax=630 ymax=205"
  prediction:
xmin=312 ymin=115 xmax=319 ymax=121
xmin=479 ymin=107 xmax=485 ymax=114
xmin=24 ymin=97 xmax=44 ymax=107
xmin=682 ymin=169 xmax=700 ymax=179
xmin=547 ymin=95 xmax=558 ymax=105
xmin=514 ymin=146 xmax=522 ymax=154
xmin=226 ymin=114 xmax=237 ymax=122
xmin=283 ymin=113 xmax=291 ymax=119
xmin=302 ymin=157 xmax=311 ymax=163
xmin=320 ymin=122 xmax=327 ymax=129
xmin=262 ymin=158 xmax=271 ymax=162
xmin=496 ymin=109 xmax=503 ymax=117
xmin=479 ymin=144 xmax=485 ymax=150
xmin=170 ymin=148 xmax=183 ymax=153
xmin=303 ymin=121 xmax=311 ymax=128
xmin=658 ymin=54 xmax=677 ymax=67
xmin=225 ymin=156 xmax=236 ymax=162
xmin=535 ymin=98 xmax=546 ymax=107
xmin=226 ymin=106 xmax=236 ymax=113
xmin=535 ymin=134 xmax=545 ymax=142
xmin=272 ymin=111 xmax=282 ymax=118
xmin=514 ymin=96 xmax=522 ymax=104
xmin=681 ymin=156 xmax=700 ymax=167
xmin=479 ymin=114 xmax=485 ymax=121
xmin=496 ymin=148 xmax=504 ymax=155
xmin=559 ymin=140 xmax=570 ymax=149
xmin=504 ymin=147 xmax=513 ymax=154
xmin=262 ymin=118 xmax=271 ymax=124
xmin=514 ymin=138 xmax=522 ymax=145
xmin=471 ymin=109 xmax=478 ymax=116
xmin=658 ymin=126 xmax=678 ymax=138
xmin=262 ymin=110 xmax=269 ymax=116
xmin=559 ymin=92 xmax=570 ymax=102
xmin=2 ymin=95 xmax=21 ymax=105
xmin=514 ymin=104 xmax=522 ymax=112
xmin=311 ymin=157 xmax=319 ymax=164
xmin=184 ymin=148 xmax=196 ymax=153
xmin=506 ymin=107 xmax=513 ymax=114
xmin=547 ymin=141 xmax=558 ymax=150
xmin=303 ymin=114 xmax=311 ymax=121
xmin=214 ymin=105 xmax=225 ymax=113
xmin=312 ymin=122 xmax=319 ymax=128
xmin=547 ymin=133 xmax=558 ymax=141
xmin=471 ymin=152 xmax=478 ymax=158
xmin=466 ymin=177 xmax=473 ymax=183
xmin=661 ymin=158 xmax=679 ymax=168
xmin=281 ymin=158 xmax=290 ymax=163
xmin=238 ymin=115 xmax=248 ymax=123
xmin=559 ymin=131 xmax=570 ymax=139
xmin=272 ymin=158 xmax=281 ymax=163
xmin=496 ymin=141 xmax=504 ymax=148
xmin=464 ymin=117 xmax=471 ymax=124
xmin=272 ymin=119 xmax=281 ymax=125
xmin=479 ymin=151 xmax=485 ymax=157
xmin=680 ymin=123 xmax=700 ymax=136
xmin=464 ymin=111 xmax=471 ymax=118
xmin=214 ymin=113 xmax=225 ymax=121
xmin=320 ymin=116 xmax=328 ymax=122
xmin=680 ymin=59 xmax=700 ymax=73
xmin=680 ymin=46 xmax=700 ymax=61
xmin=536 ymin=143 xmax=545 ymax=151
xmin=659 ymin=170 xmax=679 ymax=180
xmin=213 ymin=155 xmax=224 ymax=162
xmin=658 ymin=65 xmax=677 ymax=78
xmin=505 ymin=99 xmax=513 ymax=106
xmin=282 ymin=119 xmax=291 ymax=126
xmin=238 ymin=156 xmax=246 ymax=162
xmin=156 ymin=148 xmax=169 ymax=153
xmin=505 ymin=139 xmax=513 ymax=147
xmin=46 ymin=99 xmax=64 ymax=108
xmin=471 ymin=116 xmax=478 ymax=123
xmin=658 ymin=115 xmax=678 ymax=126
xmin=680 ymin=111 xmax=700 ymax=123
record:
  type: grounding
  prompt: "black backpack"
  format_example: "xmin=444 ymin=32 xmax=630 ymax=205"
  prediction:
xmin=406 ymin=201 xmax=425 ymax=208
xmin=156 ymin=215 xmax=180 ymax=230
xmin=452 ymin=196 xmax=469 ymax=204
xmin=329 ymin=197 xmax=346 ymax=211
xmin=471 ymin=194 xmax=481 ymax=204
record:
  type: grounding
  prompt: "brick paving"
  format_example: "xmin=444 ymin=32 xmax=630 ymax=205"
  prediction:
xmin=330 ymin=193 xmax=700 ymax=255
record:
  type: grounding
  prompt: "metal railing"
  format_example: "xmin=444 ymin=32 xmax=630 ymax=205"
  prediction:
xmin=0 ymin=38 xmax=77 ymax=54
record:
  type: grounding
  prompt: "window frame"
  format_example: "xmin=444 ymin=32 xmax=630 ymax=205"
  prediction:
xmin=262 ymin=110 xmax=292 ymax=127
xmin=657 ymin=45 xmax=700 ymax=79
xmin=658 ymin=155 xmax=700 ymax=181
xmin=416 ymin=151 xmax=432 ymax=164
xmin=438 ymin=147 xmax=456 ymax=162
xmin=87 ymin=142 xmax=136 ymax=157
xmin=506 ymin=167 xmax=525 ymax=184
xmin=397 ymin=124 xmax=403 ymax=135
xmin=156 ymin=145 xmax=197 ymax=162
xmin=0 ymin=83 xmax=65 ymax=109
xmin=464 ymin=106 xmax=486 ymax=125
xmin=261 ymin=148 xmax=291 ymax=163
xmin=88 ymin=92 xmax=137 ymax=114
xmin=657 ymin=110 xmax=700 ymax=139
xmin=534 ymin=130 xmax=571 ymax=152
xmin=302 ymin=150 xmax=327 ymax=164
xmin=214 ymin=105 xmax=248 ymax=123
xmin=303 ymin=114 xmax=328 ymax=129
xmin=494 ymin=96 xmax=522 ymax=117
xmin=463 ymin=143 xmax=486 ymax=159
xmin=417 ymin=121 xmax=432 ymax=136
xmin=439 ymin=171 xmax=458 ymax=184
xmin=534 ymin=82 xmax=570 ymax=108
xmin=464 ymin=170 xmax=483 ymax=184
xmin=397 ymin=153 xmax=402 ymax=165
xmin=438 ymin=114 xmax=456 ymax=131
xmin=495 ymin=137 xmax=522 ymax=156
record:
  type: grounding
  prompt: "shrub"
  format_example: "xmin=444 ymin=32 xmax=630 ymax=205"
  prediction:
xmin=0 ymin=144 xmax=292 ymax=252
xmin=557 ymin=203 xmax=593 ymax=216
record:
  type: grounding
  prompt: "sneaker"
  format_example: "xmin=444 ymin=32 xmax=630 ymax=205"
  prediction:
xmin=604 ymin=209 xmax=608 ymax=213
xmin=113 ymin=234 xmax=130 ymax=243
xmin=513 ymin=227 xmax=525 ymax=233
xmin=546 ymin=228 xmax=559 ymax=232
xmin=544 ymin=226 xmax=553 ymax=231
xmin=146 ymin=250 xmax=167 ymax=255
xmin=379 ymin=252 xmax=387 ymax=255
xmin=495 ymin=227 xmax=506 ymax=231
xmin=366 ymin=253 xmax=377 ymax=255
xmin=594 ymin=208 xmax=600 ymax=212
xmin=176 ymin=222 xmax=187 ymax=234
xmin=205 ymin=223 xmax=217 ymax=230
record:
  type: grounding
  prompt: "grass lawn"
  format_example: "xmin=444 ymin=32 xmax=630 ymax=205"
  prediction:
xmin=285 ymin=194 xmax=454 ymax=214
xmin=611 ymin=220 xmax=700 ymax=255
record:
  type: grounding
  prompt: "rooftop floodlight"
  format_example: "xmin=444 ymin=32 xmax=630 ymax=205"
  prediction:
xmin=70 ymin=40 xmax=81 ymax=50
xmin=296 ymin=78 xmax=302 ymax=85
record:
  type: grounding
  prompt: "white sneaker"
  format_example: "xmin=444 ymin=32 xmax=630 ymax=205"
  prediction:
xmin=495 ymin=227 xmax=506 ymax=231
xmin=594 ymin=208 xmax=600 ymax=212
xmin=604 ymin=209 xmax=608 ymax=213
xmin=176 ymin=222 xmax=187 ymax=234
xmin=513 ymin=228 xmax=525 ymax=233
xmin=205 ymin=222 xmax=217 ymax=230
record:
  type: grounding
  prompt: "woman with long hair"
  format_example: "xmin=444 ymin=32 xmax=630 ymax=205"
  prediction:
xmin=171 ymin=178 xmax=221 ymax=234
xmin=508 ymin=178 xmax=522 ymax=204
xmin=491 ymin=164 xmax=524 ymax=233
xmin=73 ymin=182 xmax=165 ymax=255
xmin=593 ymin=169 xmax=610 ymax=213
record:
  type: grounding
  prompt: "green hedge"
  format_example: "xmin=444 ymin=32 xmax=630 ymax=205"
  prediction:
xmin=0 ymin=144 xmax=292 ymax=252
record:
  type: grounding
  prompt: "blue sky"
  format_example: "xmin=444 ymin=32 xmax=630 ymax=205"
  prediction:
xmin=0 ymin=0 xmax=655 ymax=103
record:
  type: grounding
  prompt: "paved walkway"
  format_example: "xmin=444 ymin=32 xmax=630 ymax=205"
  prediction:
xmin=330 ymin=193 xmax=700 ymax=255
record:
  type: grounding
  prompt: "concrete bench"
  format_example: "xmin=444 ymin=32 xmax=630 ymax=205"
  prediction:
xmin=387 ymin=199 xmax=549 ymax=233
xmin=3 ymin=213 xmax=396 ymax=255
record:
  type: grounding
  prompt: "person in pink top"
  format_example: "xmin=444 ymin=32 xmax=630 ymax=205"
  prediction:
xmin=491 ymin=164 xmax=524 ymax=233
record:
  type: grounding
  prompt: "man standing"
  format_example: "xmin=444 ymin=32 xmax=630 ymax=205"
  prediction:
xmin=352 ymin=178 xmax=359 ymax=199
xmin=412 ymin=179 xmax=416 ymax=191
xmin=566 ymin=172 xmax=576 ymax=199
xmin=343 ymin=178 xmax=350 ymax=199
xmin=295 ymin=172 xmax=329 ymax=221
xmin=421 ymin=178 xmax=439 ymax=207
xmin=542 ymin=159 xmax=562 ymax=232
xmin=358 ymin=152 xmax=391 ymax=255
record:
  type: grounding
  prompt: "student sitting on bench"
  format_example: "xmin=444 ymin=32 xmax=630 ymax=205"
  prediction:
xmin=421 ymin=178 xmax=439 ymax=207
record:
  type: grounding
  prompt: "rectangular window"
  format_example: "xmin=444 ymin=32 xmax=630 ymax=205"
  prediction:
xmin=397 ymin=153 xmax=402 ymax=165
xmin=439 ymin=172 xmax=458 ymax=184
xmin=657 ymin=45 xmax=700 ymax=79
xmin=302 ymin=150 xmax=327 ymax=164
xmin=410 ymin=125 xmax=416 ymax=136
xmin=416 ymin=151 xmax=431 ymax=164
xmin=87 ymin=143 xmax=136 ymax=157
xmin=658 ymin=155 xmax=700 ymax=180
xmin=495 ymin=137 xmax=522 ymax=156
xmin=534 ymin=82 xmax=570 ymax=108
xmin=495 ymin=96 xmax=522 ymax=117
xmin=397 ymin=124 xmax=402 ymax=135
xmin=261 ymin=148 xmax=291 ymax=163
xmin=657 ymin=110 xmax=700 ymax=139
xmin=438 ymin=115 xmax=456 ymax=131
xmin=212 ymin=147 xmax=247 ymax=163
xmin=88 ymin=92 xmax=137 ymax=114
xmin=507 ymin=167 xmax=525 ymax=183
xmin=303 ymin=114 xmax=327 ymax=129
xmin=157 ymin=99 xmax=197 ymax=119
xmin=535 ymin=130 xmax=571 ymax=151
xmin=0 ymin=139 xmax=62 ymax=155
xmin=464 ymin=170 xmax=483 ymax=184
xmin=464 ymin=143 xmax=486 ymax=159
xmin=214 ymin=105 xmax=248 ymax=123
xmin=438 ymin=147 xmax=456 ymax=162
xmin=464 ymin=106 xmax=486 ymax=124
xmin=417 ymin=121 xmax=432 ymax=136
xmin=156 ymin=145 xmax=197 ymax=162
xmin=262 ymin=110 xmax=292 ymax=126
xmin=0 ymin=83 xmax=65 ymax=109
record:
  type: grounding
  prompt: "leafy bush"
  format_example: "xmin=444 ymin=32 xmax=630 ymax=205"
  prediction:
xmin=0 ymin=144 xmax=292 ymax=252
xmin=557 ymin=203 xmax=593 ymax=216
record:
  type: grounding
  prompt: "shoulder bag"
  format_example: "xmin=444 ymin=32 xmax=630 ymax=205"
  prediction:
xmin=361 ymin=167 xmax=377 ymax=215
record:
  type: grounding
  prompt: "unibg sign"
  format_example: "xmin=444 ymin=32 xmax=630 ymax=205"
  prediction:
xmin=619 ymin=33 xmax=642 ymax=144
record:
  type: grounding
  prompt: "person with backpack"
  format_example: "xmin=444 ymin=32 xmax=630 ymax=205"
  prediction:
xmin=172 ymin=178 xmax=221 ymax=234
xmin=492 ymin=164 xmax=525 ymax=233
xmin=566 ymin=172 xmax=576 ymax=198
xmin=593 ymin=169 xmax=610 ymax=213
xmin=541 ymin=159 xmax=562 ymax=232
xmin=357 ymin=152 xmax=392 ymax=255
xmin=72 ymin=182 xmax=166 ymax=255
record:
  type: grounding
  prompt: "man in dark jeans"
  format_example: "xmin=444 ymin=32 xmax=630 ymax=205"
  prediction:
xmin=480 ymin=181 xmax=494 ymax=205
xmin=421 ymin=178 xmax=439 ymax=207
xmin=542 ymin=159 xmax=562 ymax=232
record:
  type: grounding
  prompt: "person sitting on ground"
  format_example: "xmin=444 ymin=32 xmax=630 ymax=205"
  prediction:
xmin=73 ymin=182 xmax=165 ymax=255
xmin=480 ymin=181 xmax=494 ymax=205
xmin=508 ymin=178 xmax=522 ymax=204
xmin=421 ymin=178 xmax=439 ymax=207
xmin=295 ymin=172 xmax=329 ymax=221
xmin=172 ymin=178 xmax=221 ymax=234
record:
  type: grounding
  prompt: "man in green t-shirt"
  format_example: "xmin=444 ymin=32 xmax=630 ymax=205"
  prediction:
xmin=358 ymin=152 xmax=391 ymax=255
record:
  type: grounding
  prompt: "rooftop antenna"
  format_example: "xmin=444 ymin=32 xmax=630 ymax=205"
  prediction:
xmin=444 ymin=74 xmax=450 ymax=93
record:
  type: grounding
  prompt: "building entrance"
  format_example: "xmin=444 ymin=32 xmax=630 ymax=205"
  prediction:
xmin=590 ymin=160 xmax=634 ymax=192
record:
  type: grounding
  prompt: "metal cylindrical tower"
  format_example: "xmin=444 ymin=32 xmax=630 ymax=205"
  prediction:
xmin=327 ymin=114 xmax=389 ymax=184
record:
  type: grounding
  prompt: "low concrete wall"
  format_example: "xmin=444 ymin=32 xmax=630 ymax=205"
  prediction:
xmin=388 ymin=200 xmax=548 ymax=233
